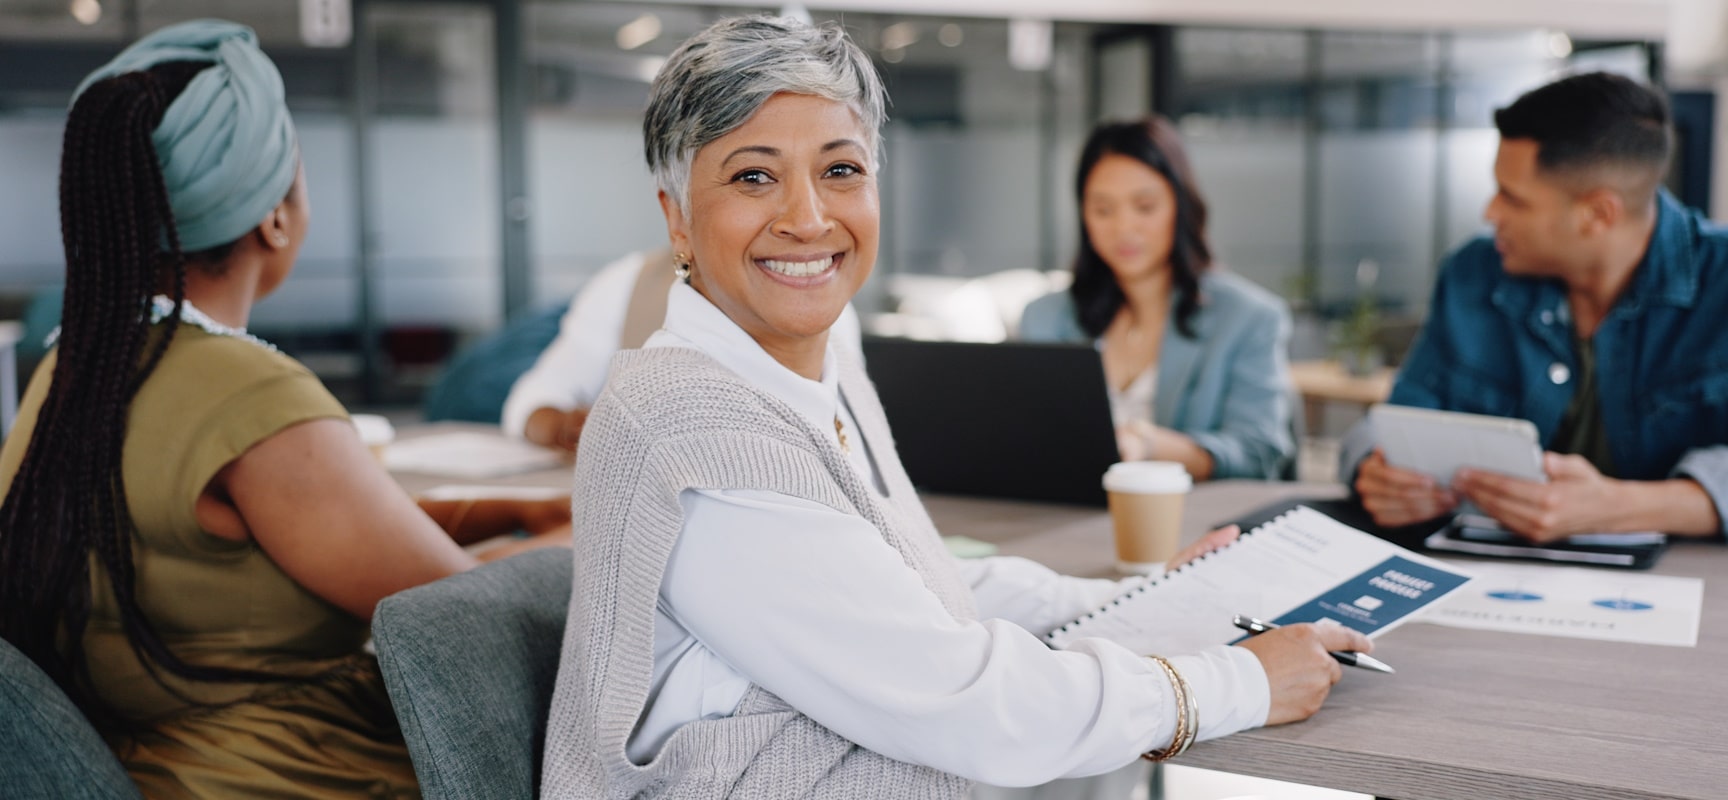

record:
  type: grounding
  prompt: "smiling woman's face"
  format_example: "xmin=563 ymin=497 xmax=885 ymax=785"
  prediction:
xmin=660 ymin=92 xmax=879 ymax=370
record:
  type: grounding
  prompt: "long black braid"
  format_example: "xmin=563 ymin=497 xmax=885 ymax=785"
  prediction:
xmin=0 ymin=61 xmax=282 ymax=725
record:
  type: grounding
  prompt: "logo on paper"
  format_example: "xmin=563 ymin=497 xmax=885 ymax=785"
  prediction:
xmin=1591 ymin=597 xmax=1654 ymax=611
xmin=1487 ymin=589 xmax=1544 ymax=602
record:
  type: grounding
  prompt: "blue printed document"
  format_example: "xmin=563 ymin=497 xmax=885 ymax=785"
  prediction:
xmin=1046 ymin=506 xmax=1475 ymax=655
xmin=1421 ymin=562 xmax=1702 ymax=647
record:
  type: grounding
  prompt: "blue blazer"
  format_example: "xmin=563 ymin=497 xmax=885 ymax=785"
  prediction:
xmin=1019 ymin=269 xmax=1296 ymax=479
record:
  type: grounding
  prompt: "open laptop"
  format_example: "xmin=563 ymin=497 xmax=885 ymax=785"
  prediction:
xmin=860 ymin=337 xmax=1119 ymax=506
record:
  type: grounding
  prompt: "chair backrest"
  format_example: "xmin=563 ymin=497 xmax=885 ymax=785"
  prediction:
xmin=372 ymin=548 xmax=573 ymax=800
xmin=0 ymin=638 xmax=141 ymax=799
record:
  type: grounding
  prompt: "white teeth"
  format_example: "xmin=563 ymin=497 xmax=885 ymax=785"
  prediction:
xmin=761 ymin=256 xmax=834 ymax=277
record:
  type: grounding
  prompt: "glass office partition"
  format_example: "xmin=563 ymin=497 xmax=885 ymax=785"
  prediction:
xmin=0 ymin=0 xmax=371 ymax=391
xmin=0 ymin=1 xmax=133 ymax=305
xmin=520 ymin=4 xmax=1088 ymax=334
xmin=0 ymin=1 xmax=1667 ymax=403
xmin=1173 ymin=29 xmax=1309 ymax=305
xmin=1314 ymin=31 xmax=1442 ymax=313
xmin=522 ymin=2 xmax=691 ymax=306
xmin=0 ymin=0 xmax=132 ymax=42
xmin=1442 ymin=32 xmax=1563 ymax=258
xmin=362 ymin=3 xmax=501 ymax=398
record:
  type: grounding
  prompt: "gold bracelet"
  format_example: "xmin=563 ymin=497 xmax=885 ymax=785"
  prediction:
xmin=1142 ymin=656 xmax=1199 ymax=762
xmin=1171 ymin=656 xmax=1198 ymax=756
xmin=1143 ymin=657 xmax=1186 ymax=761
xmin=1177 ymin=659 xmax=1199 ymax=755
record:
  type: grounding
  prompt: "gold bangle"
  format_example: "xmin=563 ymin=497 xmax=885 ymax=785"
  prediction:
xmin=1178 ymin=660 xmax=1199 ymax=755
xmin=1142 ymin=656 xmax=1199 ymax=762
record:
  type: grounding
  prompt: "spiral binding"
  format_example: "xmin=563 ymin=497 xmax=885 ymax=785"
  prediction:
xmin=1043 ymin=509 xmax=1297 ymax=643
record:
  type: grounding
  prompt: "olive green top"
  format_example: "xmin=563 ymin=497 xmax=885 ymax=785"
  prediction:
xmin=0 ymin=325 xmax=417 ymax=797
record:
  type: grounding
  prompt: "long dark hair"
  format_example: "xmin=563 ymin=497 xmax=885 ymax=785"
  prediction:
xmin=0 ymin=61 xmax=278 ymax=723
xmin=1069 ymin=116 xmax=1213 ymax=339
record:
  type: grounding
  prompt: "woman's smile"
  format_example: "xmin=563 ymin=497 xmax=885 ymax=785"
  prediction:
xmin=757 ymin=252 xmax=842 ymax=284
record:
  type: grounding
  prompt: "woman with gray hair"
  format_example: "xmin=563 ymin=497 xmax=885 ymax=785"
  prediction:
xmin=541 ymin=15 xmax=1367 ymax=798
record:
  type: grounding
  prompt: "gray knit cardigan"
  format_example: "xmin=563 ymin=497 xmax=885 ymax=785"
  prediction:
xmin=540 ymin=346 xmax=976 ymax=799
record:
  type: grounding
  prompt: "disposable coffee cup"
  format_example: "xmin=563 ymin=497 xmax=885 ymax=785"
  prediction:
xmin=351 ymin=414 xmax=395 ymax=465
xmin=1102 ymin=461 xmax=1192 ymax=575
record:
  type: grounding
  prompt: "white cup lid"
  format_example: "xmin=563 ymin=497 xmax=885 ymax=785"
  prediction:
xmin=351 ymin=413 xmax=395 ymax=446
xmin=1102 ymin=461 xmax=1191 ymax=493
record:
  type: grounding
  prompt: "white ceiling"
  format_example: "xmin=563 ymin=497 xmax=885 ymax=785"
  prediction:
xmin=637 ymin=0 xmax=1675 ymax=38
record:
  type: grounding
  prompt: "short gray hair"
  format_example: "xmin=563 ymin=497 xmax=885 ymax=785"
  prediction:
xmin=644 ymin=15 xmax=887 ymax=212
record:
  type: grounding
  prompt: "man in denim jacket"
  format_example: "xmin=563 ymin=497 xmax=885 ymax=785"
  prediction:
xmin=1345 ymin=72 xmax=1727 ymax=543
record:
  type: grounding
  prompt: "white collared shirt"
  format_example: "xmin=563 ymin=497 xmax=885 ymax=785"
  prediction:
xmin=629 ymin=281 xmax=1270 ymax=785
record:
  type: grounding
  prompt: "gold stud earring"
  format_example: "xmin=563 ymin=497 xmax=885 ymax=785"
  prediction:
xmin=673 ymin=252 xmax=692 ymax=280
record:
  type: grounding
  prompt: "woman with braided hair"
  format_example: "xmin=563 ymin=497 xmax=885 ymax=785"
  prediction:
xmin=0 ymin=20 xmax=569 ymax=796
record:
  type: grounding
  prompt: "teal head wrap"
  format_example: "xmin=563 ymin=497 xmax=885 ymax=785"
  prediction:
xmin=72 ymin=19 xmax=298 ymax=252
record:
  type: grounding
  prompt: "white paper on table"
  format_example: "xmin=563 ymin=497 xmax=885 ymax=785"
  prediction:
xmin=1417 ymin=561 xmax=1703 ymax=647
xmin=384 ymin=432 xmax=564 ymax=479
xmin=418 ymin=484 xmax=569 ymax=501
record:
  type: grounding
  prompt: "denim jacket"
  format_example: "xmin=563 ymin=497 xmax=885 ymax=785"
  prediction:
xmin=1020 ymin=269 xmax=1296 ymax=480
xmin=1342 ymin=190 xmax=1728 ymax=534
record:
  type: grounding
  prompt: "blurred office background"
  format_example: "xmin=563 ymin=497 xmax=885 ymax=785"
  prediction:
xmin=0 ymin=0 xmax=1718 ymax=417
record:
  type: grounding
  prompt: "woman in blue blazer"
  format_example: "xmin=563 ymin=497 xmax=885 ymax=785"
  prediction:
xmin=1020 ymin=117 xmax=1295 ymax=480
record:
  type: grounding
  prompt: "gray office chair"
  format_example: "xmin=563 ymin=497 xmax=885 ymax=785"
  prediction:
xmin=372 ymin=548 xmax=572 ymax=800
xmin=0 ymin=637 xmax=141 ymax=799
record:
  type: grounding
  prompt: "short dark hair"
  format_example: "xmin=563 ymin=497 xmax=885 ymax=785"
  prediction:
xmin=1069 ymin=116 xmax=1212 ymax=340
xmin=1493 ymin=71 xmax=1672 ymax=189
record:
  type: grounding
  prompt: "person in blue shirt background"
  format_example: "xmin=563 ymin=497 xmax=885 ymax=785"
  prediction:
xmin=1345 ymin=71 xmax=1728 ymax=543
xmin=1020 ymin=117 xmax=1295 ymax=481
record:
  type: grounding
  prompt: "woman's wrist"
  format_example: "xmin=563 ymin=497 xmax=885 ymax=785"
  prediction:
xmin=1173 ymin=646 xmax=1271 ymax=739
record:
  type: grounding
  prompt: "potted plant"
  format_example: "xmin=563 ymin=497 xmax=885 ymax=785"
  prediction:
xmin=1332 ymin=259 xmax=1382 ymax=377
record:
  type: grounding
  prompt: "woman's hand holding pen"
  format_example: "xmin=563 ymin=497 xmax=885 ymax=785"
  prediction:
xmin=1235 ymin=623 xmax=1374 ymax=726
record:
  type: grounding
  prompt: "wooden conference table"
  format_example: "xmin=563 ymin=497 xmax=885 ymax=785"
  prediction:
xmin=926 ymin=486 xmax=1727 ymax=800
xmin=392 ymin=425 xmax=1725 ymax=800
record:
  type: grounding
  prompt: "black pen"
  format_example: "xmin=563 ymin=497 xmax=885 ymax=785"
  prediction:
xmin=1231 ymin=615 xmax=1395 ymax=674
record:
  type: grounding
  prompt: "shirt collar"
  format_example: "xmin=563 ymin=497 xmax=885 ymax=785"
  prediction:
xmin=647 ymin=280 xmax=843 ymax=436
xmin=1625 ymin=188 xmax=1699 ymax=310
xmin=1492 ymin=188 xmax=1701 ymax=327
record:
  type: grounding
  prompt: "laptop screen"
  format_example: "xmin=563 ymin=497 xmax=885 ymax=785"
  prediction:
xmin=860 ymin=337 xmax=1119 ymax=506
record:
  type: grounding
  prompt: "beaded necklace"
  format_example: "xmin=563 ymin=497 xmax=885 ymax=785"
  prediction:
xmin=43 ymin=295 xmax=279 ymax=354
xmin=147 ymin=295 xmax=280 ymax=353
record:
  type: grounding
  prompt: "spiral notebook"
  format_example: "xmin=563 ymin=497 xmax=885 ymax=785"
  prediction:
xmin=1046 ymin=506 xmax=1475 ymax=655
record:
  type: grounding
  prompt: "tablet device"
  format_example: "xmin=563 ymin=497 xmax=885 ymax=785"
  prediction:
xmin=1368 ymin=404 xmax=1544 ymax=488
xmin=1425 ymin=519 xmax=1667 ymax=570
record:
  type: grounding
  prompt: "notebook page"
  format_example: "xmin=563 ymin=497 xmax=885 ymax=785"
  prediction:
xmin=1047 ymin=506 xmax=1472 ymax=655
